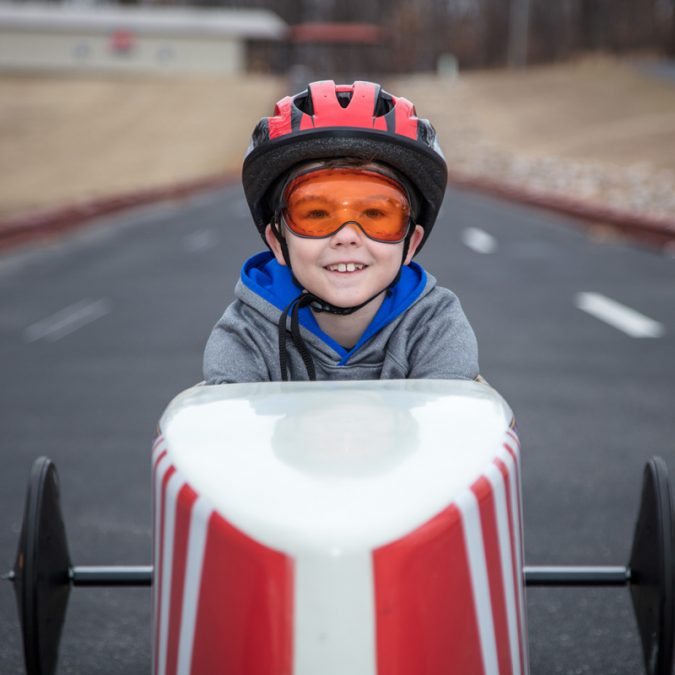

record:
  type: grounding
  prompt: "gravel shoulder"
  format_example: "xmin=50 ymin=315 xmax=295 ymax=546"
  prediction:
xmin=391 ymin=57 xmax=675 ymax=224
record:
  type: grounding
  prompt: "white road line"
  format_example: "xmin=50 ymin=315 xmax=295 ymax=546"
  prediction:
xmin=461 ymin=227 xmax=497 ymax=254
xmin=24 ymin=299 xmax=111 ymax=342
xmin=183 ymin=230 xmax=216 ymax=253
xmin=575 ymin=292 xmax=664 ymax=338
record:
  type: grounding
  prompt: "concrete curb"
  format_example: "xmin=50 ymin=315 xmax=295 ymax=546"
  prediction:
xmin=447 ymin=170 xmax=675 ymax=249
xmin=0 ymin=170 xmax=238 ymax=252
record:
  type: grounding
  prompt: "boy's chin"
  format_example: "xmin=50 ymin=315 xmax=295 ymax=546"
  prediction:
xmin=317 ymin=290 xmax=381 ymax=310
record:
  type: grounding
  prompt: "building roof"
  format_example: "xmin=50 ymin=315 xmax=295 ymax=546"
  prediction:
xmin=289 ymin=22 xmax=383 ymax=45
xmin=0 ymin=2 xmax=287 ymax=40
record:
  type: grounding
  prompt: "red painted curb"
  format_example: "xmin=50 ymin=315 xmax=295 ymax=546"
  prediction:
xmin=447 ymin=170 xmax=675 ymax=249
xmin=0 ymin=170 xmax=239 ymax=252
xmin=1 ymin=166 xmax=673 ymax=253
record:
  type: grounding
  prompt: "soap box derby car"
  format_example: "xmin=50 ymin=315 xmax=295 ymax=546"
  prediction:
xmin=5 ymin=379 xmax=674 ymax=674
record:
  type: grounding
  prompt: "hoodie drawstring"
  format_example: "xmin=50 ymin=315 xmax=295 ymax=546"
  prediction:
xmin=278 ymin=293 xmax=318 ymax=381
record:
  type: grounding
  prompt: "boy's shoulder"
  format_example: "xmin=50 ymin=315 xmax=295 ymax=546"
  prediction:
xmin=397 ymin=274 xmax=465 ymax=321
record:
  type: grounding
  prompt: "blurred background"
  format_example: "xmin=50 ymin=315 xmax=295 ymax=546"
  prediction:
xmin=1 ymin=0 xmax=674 ymax=222
xmin=1 ymin=1 xmax=675 ymax=674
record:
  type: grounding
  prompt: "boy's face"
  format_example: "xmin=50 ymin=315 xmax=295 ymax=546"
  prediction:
xmin=265 ymin=164 xmax=425 ymax=309
xmin=265 ymin=222 xmax=424 ymax=309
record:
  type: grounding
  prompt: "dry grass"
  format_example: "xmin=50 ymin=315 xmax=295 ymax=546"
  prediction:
xmin=392 ymin=57 xmax=675 ymax=168
xmin=390 ymin=57 xmax=675 ymax=219
xmin=0 ymin=73 xmax=283 ymax=218
xmin=1 ymin=58 xmax=674 ymax=220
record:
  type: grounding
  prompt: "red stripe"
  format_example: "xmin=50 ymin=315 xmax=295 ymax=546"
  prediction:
xmin=373 ymin=115 xmax=388 ymax=131
xmin=165 ymin=484 xmax=199 ymax=675
xmin=373 ymin=503 xmax=485 ymax=675
xmin=338 ymin=81 xmax=377 ymax=122
xmin=299 ymin=113 xmax=314 ymax=131
xmin=268 ymin=97 xmax=293 ymax=139
xmin=190 ymin=511 xmax=294 ymax=675
xmin=308 ymin=80 xmax=339 ymax=121
xmin=153 ymin=448 xmax=168 ymax=471
xmin=506 ymin=429 xmax=520 ymax=449
xmin=393 ymin=96 xmax=418 ymax=140
xmin=494 ymin=457 xmax=525 ymax=675
xmin=472 ymin=476 xmax=513 ymax=675
xmin=308 ymin=81 xmax=377 ymax=128
xmin=153 ymin=465 xmax=176 ymax=675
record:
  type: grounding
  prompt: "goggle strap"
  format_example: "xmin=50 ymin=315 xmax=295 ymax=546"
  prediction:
xmin=271 ymin=211 xmax=295 ymax=271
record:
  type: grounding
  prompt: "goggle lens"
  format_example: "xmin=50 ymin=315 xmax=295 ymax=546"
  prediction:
xmin=282 ymin=169 xmax=411 ymax=243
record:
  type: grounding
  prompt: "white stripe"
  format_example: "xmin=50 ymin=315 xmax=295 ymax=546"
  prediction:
xmin=157 ymin=473 xmax=183 ymax=675
xmin=183 ymin=230 xmax=216 ymax=253
xmin=511 ymin=449 xmax=530 ymax=675
xmin=24 ymin=298 xmax=111 ymax=342
xmin=153 ymin=455 xmax=172 ymax=636
xmin=176 ymin=497 xmax=211 ymax=675
xmin=499 ymin=446 xmax=529 ymax=673
xmin=456 ymin=489 xmax=499 ymax=675
xmin=506 ymin=429 xmax=520 ymax=451
xmin=294 ymin=550 xmax=376 ymax=675
xmin=152 ymin=437 xmax=166 ymax=465
xmin=461 ymin=227 xmax=497 ymax=254
xmin=485 ymin=463 xmax=522 ymax=675
xmin=575 ymin=292 xmax=664 ymax=338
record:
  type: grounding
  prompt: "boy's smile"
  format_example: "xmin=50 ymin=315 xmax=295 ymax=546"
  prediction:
xmin=324 ymin=262 xmax=367 ymax=273
xmin=266 ymin=220 xmax=424 ymax=310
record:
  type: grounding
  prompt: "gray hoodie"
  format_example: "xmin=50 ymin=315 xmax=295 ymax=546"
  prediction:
xmin=203 ymin=253 xmax=478 ymax=384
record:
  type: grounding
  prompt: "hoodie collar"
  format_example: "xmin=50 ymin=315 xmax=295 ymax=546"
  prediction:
xmin=241 ymin=251 xmax=427 ymax=364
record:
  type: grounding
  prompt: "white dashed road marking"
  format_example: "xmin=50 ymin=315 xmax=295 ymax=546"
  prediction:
xmin=25 ymin=299 xmax=111 ymax=342
xmin=461 ymin=227 xmax=497 ymax=254
xmin=184 ymin=230 xmax=216 ymax=253
xmin=575 ymin=292 xmax=664 ymax=338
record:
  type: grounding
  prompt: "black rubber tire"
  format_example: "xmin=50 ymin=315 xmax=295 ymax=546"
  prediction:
xmin=12 ymin=457 xmax=71 ymax=675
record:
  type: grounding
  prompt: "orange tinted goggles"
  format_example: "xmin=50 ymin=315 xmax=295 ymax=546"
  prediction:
xmin=281 ymin=168 xmax=412 ymax=243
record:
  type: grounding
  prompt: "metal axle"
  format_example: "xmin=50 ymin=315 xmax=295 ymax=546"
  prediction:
xmin=523 ymin=565 xmax=630 ymax=587
xmin=5 ymin=564 xmax=633 ymax=588
xmin=69 ymin=565 xmax=153 ymax=587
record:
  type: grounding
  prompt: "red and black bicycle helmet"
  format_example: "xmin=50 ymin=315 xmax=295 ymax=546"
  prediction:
xmin=242 ymin=80 xmax=447 ymax=253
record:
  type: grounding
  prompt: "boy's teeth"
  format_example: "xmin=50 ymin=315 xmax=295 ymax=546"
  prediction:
xmin=329 ymin=263 xmax=364 ymax=272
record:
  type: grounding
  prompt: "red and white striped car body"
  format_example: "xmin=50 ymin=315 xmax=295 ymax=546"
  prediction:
xmin=152 ymin=379 xmax=528 ymax=675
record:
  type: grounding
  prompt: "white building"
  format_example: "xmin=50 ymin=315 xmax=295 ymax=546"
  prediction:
xmin=0 ymin=2 xmax=287 ymax=75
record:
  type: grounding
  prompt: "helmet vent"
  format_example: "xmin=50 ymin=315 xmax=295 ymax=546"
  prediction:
xmin=336 ymin=91 xmax=352 ymax=109
xmin=293 ymin=92 xmax=314 ymax=116
xmin=374 ymin=92 xmax=394 ymax=117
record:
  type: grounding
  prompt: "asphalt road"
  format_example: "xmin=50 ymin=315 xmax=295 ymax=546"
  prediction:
xmin=1 ymin=183 xmax=674 ymax=674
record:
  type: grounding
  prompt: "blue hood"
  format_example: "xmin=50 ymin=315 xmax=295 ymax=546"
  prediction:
xmin=241 ymin=251 xmax=428 ymax=365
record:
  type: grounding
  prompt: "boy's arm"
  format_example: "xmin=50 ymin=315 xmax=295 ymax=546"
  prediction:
xmin=405 ymin=289 xmax=480 ymax=381
xmin=202 ymin=309 xmax=271 ymax=384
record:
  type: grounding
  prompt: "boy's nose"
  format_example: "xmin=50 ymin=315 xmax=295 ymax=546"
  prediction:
xmin=331 ymin=221 xmax=363 ymax=245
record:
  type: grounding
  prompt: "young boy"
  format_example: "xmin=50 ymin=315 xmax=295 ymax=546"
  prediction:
xmin=203 ymin=80 xmax=479 ymax=383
